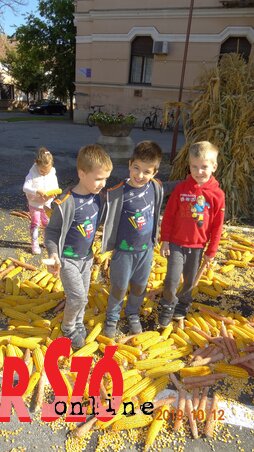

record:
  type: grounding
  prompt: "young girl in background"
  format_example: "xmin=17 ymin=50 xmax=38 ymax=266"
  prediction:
xmin=23 ymin=147 xmax=59 ymax=255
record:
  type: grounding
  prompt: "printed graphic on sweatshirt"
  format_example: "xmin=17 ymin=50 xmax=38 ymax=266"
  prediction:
xmin=115 ymin=182 xmax=155 ymax=252
xmin=62 ymin=193 xmax=100 ymax=259
xmin=190 ymin=195 xmax=210 ymax=227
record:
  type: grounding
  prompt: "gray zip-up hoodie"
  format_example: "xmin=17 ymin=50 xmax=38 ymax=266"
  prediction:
xmin=45 ymin=189 xmax=106 ymax=258
xmin=101 ymin=179 xmax=178 ymax=253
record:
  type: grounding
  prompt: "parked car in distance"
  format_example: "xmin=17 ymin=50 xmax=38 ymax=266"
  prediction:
xmin=28 ymin=99 xmax=67 ymax=115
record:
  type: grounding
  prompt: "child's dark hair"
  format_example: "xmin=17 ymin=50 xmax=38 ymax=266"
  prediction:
xmin=130 ymin=141 xmax=162 ymax=170
xmin=35 ymin=147 xmax=54 ymax=166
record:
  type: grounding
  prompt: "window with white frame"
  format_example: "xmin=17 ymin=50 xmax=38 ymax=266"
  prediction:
xmin=220 ymin=37 xmax=251 ymax=62
xmin=129 ymin=36 xmax=153 ymax=85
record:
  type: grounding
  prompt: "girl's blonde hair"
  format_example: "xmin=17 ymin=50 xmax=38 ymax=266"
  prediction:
xmin=35 ymin=147 xmax=54 ymax=167
xmin=77 ymin=144 xmax=112 ymax=172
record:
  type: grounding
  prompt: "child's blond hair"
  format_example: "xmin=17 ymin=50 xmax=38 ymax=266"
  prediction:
xmin=130 ymin=140 xmax=162 ymax=171
xmin=189 ymin=141 xmax=219 ymax=163
xmin=35 ymin=147 xmax=54 ymax=166
xmin=77 ymin=144 xmax=113 ymax=173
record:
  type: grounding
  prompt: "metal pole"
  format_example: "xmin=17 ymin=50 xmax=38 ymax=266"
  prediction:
xmin=170 ymin=0 xmax=194 ymax=164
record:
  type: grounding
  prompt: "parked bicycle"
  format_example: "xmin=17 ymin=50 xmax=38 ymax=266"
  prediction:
xmin=142 ymin=107 xmax=162 ymax=131
xmin=87 ymin=104 xmax=105 ymax=127
xmin=159 ymin=110 xmax=176 ymax=133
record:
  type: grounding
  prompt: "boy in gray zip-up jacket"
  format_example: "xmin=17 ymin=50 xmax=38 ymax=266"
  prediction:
xmin=45 ymin=144 xmax=112 ymax=350
xmin=102 ymin=141 xmax=178 ymax=338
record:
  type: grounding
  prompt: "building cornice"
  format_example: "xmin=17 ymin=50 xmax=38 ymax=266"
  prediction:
xmin=76 ymin=26 xmax=254 ymax=44
xmin=74 ymin=7 xmax=254 ymax=22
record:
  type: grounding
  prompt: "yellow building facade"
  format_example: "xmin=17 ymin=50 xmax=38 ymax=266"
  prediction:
xmin=74 ymin=0 xmax=254 ymax=124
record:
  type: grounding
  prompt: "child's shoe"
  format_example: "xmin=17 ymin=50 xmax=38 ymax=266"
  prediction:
xmin=61 ymin=328 xmax=85 ymax=350
xmin=173 ymin=302 xmax=190 ymax=320
xmin=76 ymin=323 xmax=87 ymax=339
xmin=127 ymin=314 xmax=142 ymax=334
xmin=158 ymin=304 xmax=174 ymax=328
xmin=104 ymin=320 xmax=117 ymax=338
xmin=32 ymin=240 xmax=41 ymax=255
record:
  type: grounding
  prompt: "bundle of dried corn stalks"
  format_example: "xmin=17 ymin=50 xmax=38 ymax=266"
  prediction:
xmin=168 ymin=53 xmax=254 ymax=221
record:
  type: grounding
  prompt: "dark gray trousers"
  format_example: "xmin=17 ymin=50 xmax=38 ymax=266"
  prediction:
xmin=160 ymin=243 xmax=203 ymax=308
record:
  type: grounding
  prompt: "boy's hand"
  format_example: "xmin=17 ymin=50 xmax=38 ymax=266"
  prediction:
xmin=47 ymin=253 xmax=61 ymax=276
xmin=160 ymin=241 xmax=170 ymax=257
xmin=36 ymin=189 xmax=47 ymax=201
xmin=204 ymin=254 xmax=214 ymax=265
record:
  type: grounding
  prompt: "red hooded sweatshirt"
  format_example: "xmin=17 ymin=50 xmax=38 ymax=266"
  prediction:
xmin=161 ymin=175 xmax=225 ymax=257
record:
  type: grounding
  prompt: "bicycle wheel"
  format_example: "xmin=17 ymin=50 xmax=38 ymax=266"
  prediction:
xmin=142 ymin=117 xmax=151 ymax=131
xmin=152 ymin=114 xmax=158 ymax=129
xmin=87 ymin=113 xmax=95 ymax=127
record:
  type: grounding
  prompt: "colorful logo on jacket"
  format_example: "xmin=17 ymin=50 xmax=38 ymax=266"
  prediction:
xmin=76 ymin=219 xmax=94 ymax=238
xmin=191 ymin=195 xmax=210 ymax=227
xmin=128 ymin=212 xmax=146 ymax=231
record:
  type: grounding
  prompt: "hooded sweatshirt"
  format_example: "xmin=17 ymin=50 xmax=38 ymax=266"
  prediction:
xmin=160 ymin=175 xmax=225 ymax=257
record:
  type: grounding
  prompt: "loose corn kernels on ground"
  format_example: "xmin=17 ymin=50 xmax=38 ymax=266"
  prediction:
xmin=0 ymin=214 xmax=254 ymax=451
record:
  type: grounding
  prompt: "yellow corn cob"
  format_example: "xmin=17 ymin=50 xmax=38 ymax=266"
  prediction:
xmin=0 ymin=259 xmax=12 ymax=270
xmin=212 ymin=276 xmax=230 ymax=289
xmin=85 ymin=322 xmax=103 ymax=344
xmin=154 ymin=266 xmax=167 ymax=274
xmin=176 ymin=327 xmax=192 ymax=343
xmin=38 ymin=273 xmax=53 ymax=289
xmin=242 ymin=251 xmax=253 ymax=263
xmin=198 ymin=286 xmax=220 ymax=298
xmin=185 ymin=314 xmax=200 ymax=327
xmin=72 ymin=341 xmax=99 ymax=358
xmin=160 ymin=323 xmax=174 ymax=340
xmin=87 ymin=313 xmax=106 ymax=327
xmin=229 ymin=233 xmax=253 ymax=247
xmin=145 ymin=405 xmax=168 ymax=447
xmin=139 ymin=375 xmax=169 ymax=404
xmin=213 ymin=281 xmax=224 ymax=294
xmin=5 ymin=278 xmax=13 ymax=295
xmin=23 ymin=280 xmax=43 ymax=294
xmin=202 ymin=313 xmax=218 ymax=328
xmin=206 ymin=269 xmax=214 ymax=280
xmin=214 ymin=362 xmax=248 ymax=379
xmin=0 ymin=345 xmax=5 ymax=369
xmin=5 ymin=266 xmax=23 ymax=279
xmin=44 ymin=282 xmax=54 ymax=293
xmin=185 ymin=328 xmax=208 ymax=348
xmin=220 ymin=264 xmax=235 ymax=274
xmin=50 ymin=312 xmax=64 ymax=328
xmin=20 ymin=285 xmax=38 ymax=298
xmin=52 ymin=279 xmax=63 ymax=293
xmin=192 ymin=314 xmax=211 ymax=334
xmin=30 ymin=270 xmax=48 ymax=284
xmin=33 ymin=347 xmax=45 ymax=372
xmin=122 ymin=377 xmax=152 ymax=401
xmin=228 ymin=325 xmax=252 ymax=342
xmin=117 ymin=343 xmax=142 ymax=358
xmin=15 ymin=303 xmax=39 ymax=313
xmin=30 ymin=300 xmax=59 ymax=314
xmin=170 ymin=333 xmax=188 ymax=347
xmin=131 ymin=331 xmax=160 ymax=345
xmin=147 ymin=341 xmax=174 ymax=359
xmin=95 ymin=334 xmax=114 ymax=346
xmin=122 ymin=374 xmax=143 ymax=392
xmin=236 ymin=250 xmax=242 ymax=260
xmin=140 ymin=335 xmax=163 ymax=352
xmin=232 ymin=325 xmax=254 ymax=341
xmin=112 ymin=414 xmax=153 ymax=431
xmin=225 ymin=260 xmax=247 ymax=268
xmin=117 ymin=349 xmax=137 ymax=365
xmin=6 ymin=344 xmax=17 ymax=357
xmin=10 ymin=336 xmax=44 ymax=350
xmin=229 ymin=250 xmax=237 ymax=260
xmin=163 ymin=345 xmax=193 ymax=360
xmin=13 ymin=345 xmax=24 ymax=358
xmin=32 ymin=319 xmax=51 ymax=329
xmin=134 ymin=358 xmax=169 ymax=371
xmin=50 ymin=323 xmax=62 ymax=341
xmin=198 ymin=279 xmax=213 ymax=287
xmin=146 ymin=360 xmax=185 ymax=378
xmin=60 ymin=372 xmax=73 ymax=401
xmin=191 ymin=286 xmax=199 ymax=297
xmin=45 ymin=188 xmax=62 ymax=197
xmin=24 ymin=372 xmax=41 ymax=398
xmin=180 ymin=366 xmax=211 ymax=378
xmin=16 ymin=326 xmax=50 ymax=336
xmin=2 ymin=307 xmax=29 ymax=322
xmin=12 ymin=277 xmax=20 ymax=296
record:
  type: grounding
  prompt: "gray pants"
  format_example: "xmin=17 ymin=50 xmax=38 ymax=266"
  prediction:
xmin=160 ymin=243 xmax=203 ymax=308
xmin=107 ymin=247 xmax=154 ymax=322
xmin=60 ymin=255 xmax=93 ymax=333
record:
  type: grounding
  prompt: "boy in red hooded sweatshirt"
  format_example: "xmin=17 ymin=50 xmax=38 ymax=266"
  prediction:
xmin=159 ymin=141 xmax=225 ymax=327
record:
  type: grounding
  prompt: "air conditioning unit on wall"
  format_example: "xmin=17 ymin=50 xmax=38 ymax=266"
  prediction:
xmin=152 ymin=41 xmax=169 ymax=55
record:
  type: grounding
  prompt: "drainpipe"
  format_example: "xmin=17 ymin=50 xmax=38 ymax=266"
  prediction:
xmin=170 ymin=0 xmax=194 ymax=164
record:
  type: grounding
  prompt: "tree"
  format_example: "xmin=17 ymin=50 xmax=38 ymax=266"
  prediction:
xmin=0 ymin=0 xmax=27 ymax=33
xmin=15 ymin=0 xmax=76 ymax=117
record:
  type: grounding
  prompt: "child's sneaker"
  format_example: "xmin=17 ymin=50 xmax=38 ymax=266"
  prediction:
xmin=158 ymin=304 xmax=175 ymax=328
xmin=32 ymin=240 xmax=41 ymax=255
xmin=61 ymin=328 xmax=84 ymax=350
xmin=173 ymin=303 xmax=190 ymax=320
xmin=76 ymin=323 xmax=87 ymax=339
xmin=127 ymin=314 xmax=142 ymax=334
xmin=104 ymin=320 xmax=117 ymax=338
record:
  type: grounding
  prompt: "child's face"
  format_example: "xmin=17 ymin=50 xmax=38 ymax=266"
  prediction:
xmin=189 ymin=155 xmax=217 ymax=186
xmin=128 ymin=159 xmax=158 ymax=188
xmin=37 ymin=163 xmax=52 ymax=176
xmin=78 ymin=166 xmax=111 ymax=195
